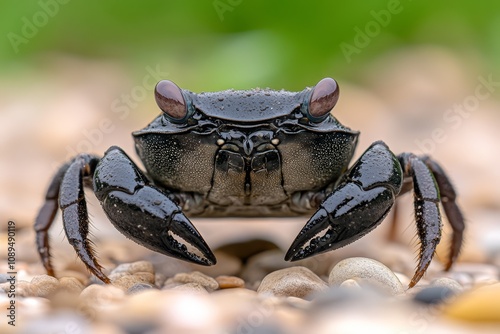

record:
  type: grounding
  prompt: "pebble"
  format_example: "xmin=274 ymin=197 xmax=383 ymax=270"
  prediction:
xmin=328 ymin=257 xmax=405 ymax=295
xmin=79 ymin=284 xmax=125 ymax=305
xmin=215 ymin=275 xmax=246 ymax=289
xmin=13 ymin=281 xmax=40 ymax=297
xmin=339 ymin=279 xmax=361 ymax=289
xmin=111 ymin=261 xmax=155 ymax=275
xmin=58 ymin=277 xmax=85 ymax=294
xmin=127 ymin=283 xmax=157 ymax=294
xmin=31 ymin=274 xmax=60 ymax=297
xmin=241 ymin=249 xmax=291 ymax=283
xmin=165 ymin=271 xmax=219 ymax=292
xmin=443 ymin=283 xmax=500 ymax=322
xmin=112 ymin=272 xmax=156 ymax=290
xmin=430 ymin=277 xmax=463 ymax=293
xmin=154 ymin=273 xmax=167 ymax=288
xmin=257 ymin=266 xmax=328 ymax=299
xmin=413 ymin=285 xmax=458 ymax=305
xmin=172 ymin=283 xmax=209 ymax=294
xmin=57 ymin=270 xmax=90 ymax=285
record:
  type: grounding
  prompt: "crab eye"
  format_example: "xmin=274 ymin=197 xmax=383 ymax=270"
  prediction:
xmin=155 ymin=80 xmax=187 ymax=121
xmin=308 ymin=77 xmax=339 ymax=121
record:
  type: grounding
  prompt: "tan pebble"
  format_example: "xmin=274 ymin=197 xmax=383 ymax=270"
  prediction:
xmin=57 ymin=270 xmax=90 ymax=285
xmin=134 ymin=272 xmax=156 ymax=284
xmin=111 ymin=261 xmax=155 ymax=275
xmin=162 ymin=280 xmax=183 ymax=290
xmin=339 ymin=279 xmax=361 ymax=289
xmin=0 ymin=280 xmax=35 ymax=297
xmin=171 ymin=271 xmax=219 ymax=291
xmin=112 ymin=272 xmax=155 ymax=290
xmin=431 ymin=277 xmax=463 ymax=293
xmin=58 ymin=277 xmax=85 ymax=294
xmin=155 ymin=273 xmax=167 ymax=287
xmin=80 ymin=284 xmax=125 ymax=304
xmin=257 ymin=266 xmax=328 ymax=298
xmin=329 ymin=257 xmax=404 ymax=295
xmin=215 ymin=275 xmax=245 ymax=289
xmin=172 ymin=283 xmax=209 ymax=294
xmin=286 ymin=296 xmax=311 ymax=309
xmin=15 ymin=281 xmax=41 ymax=297
xmin=128 ymin=261 xmax=155 ymax=274
xmin=31 ymin=275 xmax=60 ymax=297
xmin=443 ymin=283 xmax=500 ymax=322
xmin=108 ymin=272 xmax=130 ymax=281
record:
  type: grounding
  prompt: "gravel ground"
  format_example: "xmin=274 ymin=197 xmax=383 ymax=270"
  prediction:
xmin=1 ymin=48 xmax=500 ymax=333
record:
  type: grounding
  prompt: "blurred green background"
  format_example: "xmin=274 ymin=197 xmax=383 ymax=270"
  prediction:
xmin=1 ymin=0 xmax=499 ymax=90
xmin=3 ymin=0 xmax=500 ymax=228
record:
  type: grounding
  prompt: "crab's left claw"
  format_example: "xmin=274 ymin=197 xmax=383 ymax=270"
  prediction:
xmin=285 ymin=141 xmax=402 ymax=262
xmin=285 ymin=183 xmax=396 ymax=261
xmin=95 ymin=147 xmax=216 ymax=267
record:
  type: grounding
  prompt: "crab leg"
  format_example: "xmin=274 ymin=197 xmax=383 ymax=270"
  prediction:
xmin=396 ymin=153 xmax=444 ymax=287
xmin=420 ymin=156 xmax=465 ymax=269
xmin=34 ymin=155 xmax=99 ymax=278
xmin=58 ymin=154 xmax=108 ymax=282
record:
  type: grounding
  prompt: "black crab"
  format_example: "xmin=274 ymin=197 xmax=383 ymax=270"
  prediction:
xmin=35 ymin=78 xmax=465 ymax=287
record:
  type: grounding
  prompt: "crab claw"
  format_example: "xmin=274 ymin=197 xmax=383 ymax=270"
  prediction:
xmin=285 ymin=182 xmax=395 ymax=261
xmin=161 ymin=211 xmax=217 ymax=266
xmin=102 ymin=187 xmax=217 ymax=266
xmin=93 ymin=146 xmax=216 ymax=268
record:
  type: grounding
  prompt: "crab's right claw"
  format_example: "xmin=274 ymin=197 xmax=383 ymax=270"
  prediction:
xmin=285 ymin=182 xmax=395 ymax=261
xmin=94 ymin=147 xmax=216 ymax=267
xmin=101 ymin=186 xmax=216 ymax=266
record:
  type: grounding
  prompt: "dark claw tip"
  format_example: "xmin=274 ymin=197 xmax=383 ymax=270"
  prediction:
xmin=162 ymin=212 xmax=217 ymax=266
